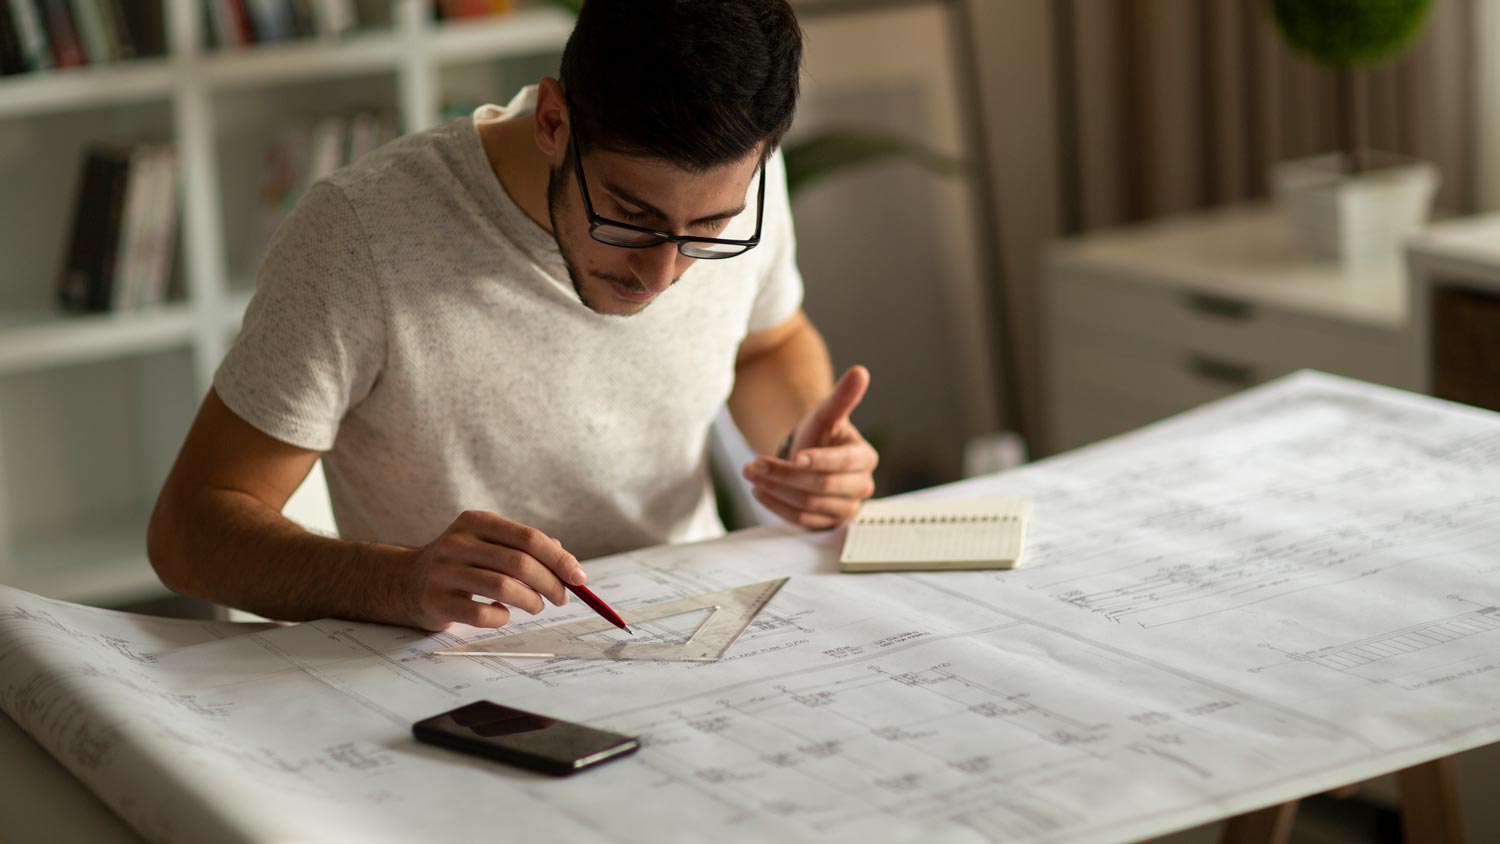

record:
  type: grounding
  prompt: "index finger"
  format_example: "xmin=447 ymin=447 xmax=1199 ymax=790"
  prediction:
xmin=809 ymin=365 xmax=870 ymax=434
xmin=460 ymin=511 xmax=586 ymax=585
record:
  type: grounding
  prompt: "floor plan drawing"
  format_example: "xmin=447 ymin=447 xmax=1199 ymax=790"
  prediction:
xmin=1260 ymin=604 xmax=1500 ymax=680
xmin=4 ymin=373 xmax=1500 ymax=844
xmin=437 ymin=577 xmax=789 ymax=660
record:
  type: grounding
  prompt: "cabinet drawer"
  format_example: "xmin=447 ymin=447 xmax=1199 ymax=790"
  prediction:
xmin=1050 ymin=272 xmax=1413 ymax=388
xmin=1048 ymin=337 xmax=1250 ymax=451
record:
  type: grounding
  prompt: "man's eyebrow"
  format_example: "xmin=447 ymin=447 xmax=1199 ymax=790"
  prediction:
xmin=601 ymin=179 xmax=746 ymax=226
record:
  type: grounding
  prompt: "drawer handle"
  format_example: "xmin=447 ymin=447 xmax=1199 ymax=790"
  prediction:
xmin=1183 ymin=293 xmax=1255 ymax=321
xmin=1187 ymin=355 xmax=1257 ymax=387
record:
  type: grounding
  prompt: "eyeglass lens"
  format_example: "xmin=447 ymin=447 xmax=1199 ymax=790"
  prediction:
xmin=589 ymin=224 xmax=753 ymax=258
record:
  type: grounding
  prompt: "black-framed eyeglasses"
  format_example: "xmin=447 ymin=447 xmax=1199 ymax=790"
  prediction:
xmin=568 ymin=121 xmax=765 ymax=260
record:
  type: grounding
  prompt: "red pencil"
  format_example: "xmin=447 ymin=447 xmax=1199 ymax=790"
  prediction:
xmin=567 ymin=583 xmax=632 ymax=635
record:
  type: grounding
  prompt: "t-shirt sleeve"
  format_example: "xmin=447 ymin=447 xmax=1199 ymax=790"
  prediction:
xmin=214 ymin=181 xmax=385 ymax=452
xmin=745 ymin=148 xmax=805 ymax=333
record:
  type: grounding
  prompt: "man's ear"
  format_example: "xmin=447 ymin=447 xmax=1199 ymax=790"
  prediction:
xmin=533 ymin=77 xmax=569 ymax=164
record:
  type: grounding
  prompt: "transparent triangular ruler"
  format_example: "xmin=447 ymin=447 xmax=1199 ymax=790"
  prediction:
xmin=434 ymin=578 xmax=788 ymax=662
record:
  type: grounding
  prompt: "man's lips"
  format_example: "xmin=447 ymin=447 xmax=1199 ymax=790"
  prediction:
xmin=604 ymin=277 xmax=654 ymax=303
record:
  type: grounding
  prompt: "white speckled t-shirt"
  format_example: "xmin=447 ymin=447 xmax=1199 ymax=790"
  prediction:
xmin=214 ymin=87 xmax=803 ymax=560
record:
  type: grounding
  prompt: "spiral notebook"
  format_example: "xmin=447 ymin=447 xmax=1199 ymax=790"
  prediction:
xmin=839 ymin=498 xmax=1033 ymax=572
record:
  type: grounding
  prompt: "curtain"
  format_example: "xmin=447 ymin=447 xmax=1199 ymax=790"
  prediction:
xmin=1058 ymin=0 xmax=1479 ymax=232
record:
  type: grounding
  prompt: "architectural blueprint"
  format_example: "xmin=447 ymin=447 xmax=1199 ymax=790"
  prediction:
xmin=435 ymin=577 xmax=789 ymax=660
xmin=3 ymin=371 xmax=1500 ymax=844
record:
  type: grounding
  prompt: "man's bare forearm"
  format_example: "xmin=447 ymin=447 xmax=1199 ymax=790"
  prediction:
xmin=148 ymin=489 xmax=420 ymax=624
xmin=730 ymin=315 xmax=834 ymax=455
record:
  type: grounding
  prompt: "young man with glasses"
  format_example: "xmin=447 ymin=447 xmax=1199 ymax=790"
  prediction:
xmin=148 ymin=0 xmax=878 ymax=632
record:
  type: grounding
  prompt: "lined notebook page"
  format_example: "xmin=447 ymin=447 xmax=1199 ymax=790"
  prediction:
xmin=840 ymin=498 xmax=1033 ymax=571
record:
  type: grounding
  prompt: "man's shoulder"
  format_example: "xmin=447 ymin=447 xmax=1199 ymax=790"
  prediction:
xmin=323 ymin=116 xmax=476 ymax=212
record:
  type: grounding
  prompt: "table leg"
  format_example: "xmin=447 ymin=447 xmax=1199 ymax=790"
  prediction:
xmin=1397 ymin=757 xmax=1465 ymax=844
xmin=1220 ymin=801 xmax=1298 ymax=844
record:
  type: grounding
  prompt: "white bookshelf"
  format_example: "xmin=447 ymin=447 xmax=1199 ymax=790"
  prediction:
xmin=0 ymin=304 xmax=199 ymax=376
xmin=0 ymin=58 xmax=178 ymax=119
xmin=0 ymin=0 xmax=572 ymax=606
xmin=199 ymin=30 xmax=405 ymax=88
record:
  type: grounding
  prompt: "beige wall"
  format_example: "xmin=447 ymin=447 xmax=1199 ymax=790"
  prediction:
xmin=967 ymin=0 xmax=1061 ymax=453
xmin=1481 ymin=0 xmax=1500 ymax=210
xmin=792 ymin=2 xmax=1003 ymax=487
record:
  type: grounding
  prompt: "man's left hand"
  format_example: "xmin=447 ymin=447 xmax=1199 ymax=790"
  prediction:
xmin=743 ymin=365 xmax=878 ymax=529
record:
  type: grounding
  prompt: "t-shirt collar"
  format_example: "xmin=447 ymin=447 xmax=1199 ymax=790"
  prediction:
xmin=464 ymin=86 xmax=574 ymax=287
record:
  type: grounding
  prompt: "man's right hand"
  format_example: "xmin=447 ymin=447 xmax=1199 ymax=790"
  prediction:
xmin=407 ymin=510 xmax=587 ymax=632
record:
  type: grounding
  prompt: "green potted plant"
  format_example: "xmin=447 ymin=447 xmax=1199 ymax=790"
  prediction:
xmin=1268 ymin=0 xmax=1438 ymax=261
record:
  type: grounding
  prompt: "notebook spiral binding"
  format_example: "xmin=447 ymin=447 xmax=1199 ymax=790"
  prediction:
xmin=857 ymin=514 xmax=1019 ymax=525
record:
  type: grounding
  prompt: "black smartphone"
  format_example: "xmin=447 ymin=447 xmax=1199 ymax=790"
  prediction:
xmin=412 ymin=700 xmax=639 ymax=776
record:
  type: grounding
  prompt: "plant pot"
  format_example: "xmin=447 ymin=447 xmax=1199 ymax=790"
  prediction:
xmin=1271 ymin=150 xmax=1440 ymax=261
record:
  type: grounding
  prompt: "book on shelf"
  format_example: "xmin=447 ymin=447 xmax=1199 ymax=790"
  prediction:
xmin=433 ymin=0 xmax=513 ymax=20
xmin=97 ymin=0 xmax=135 ymax=60
xmin=58 ymin=146 xmax=128 ymax=310
xmin=244 ymin=0 xmax=294 ymax=42
xmin=69 ymin=0 xmax=114 ymax=64
xmin=202 ymin=0 xmax=228 ymax=48
xmin=116 ymin=0 xmax=161 ymax=57
xmin=6 ymin=0 xmax=56 ymax=72
xmin=204 ymin=0 xmax=250 ymax=49
xmin=312 ymin=0 xmax=355 ymax=38
xmin=58 ymin=143 xmax=179 ymax=314
xmin=0 ymin=0 xmax=423 ymax=67
xmin=0 ymin=0 xmax=153 ymax=76
xmin=202 ymin=0 xmax=360 ymax=48
xmin=40 ymin=0 xmax=85 ymax=68
xmin=0 ymin=2 xmax=25 ymax=75
xmin=112 ymin=146 xmax=178 ymax=311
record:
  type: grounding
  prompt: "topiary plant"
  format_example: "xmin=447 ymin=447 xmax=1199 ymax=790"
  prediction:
xmin=1269 ymin=0 xmax=1433 ymax=174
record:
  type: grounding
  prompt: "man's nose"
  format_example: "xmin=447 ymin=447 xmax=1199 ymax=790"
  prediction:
xmin=632 ymin=242 xmax=688 ymax=292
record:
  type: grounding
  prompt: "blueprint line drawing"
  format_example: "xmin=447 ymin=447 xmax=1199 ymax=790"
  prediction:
xmin=1243 ymin=603 xmax=1500 ymax=689
xmin=1288 ymin=607 xmax=1500 ymax=671
xmin=436 ymin=578 xmax=788 ymax=661
xmin=4 ymin=372 xmax=1500 ymax=844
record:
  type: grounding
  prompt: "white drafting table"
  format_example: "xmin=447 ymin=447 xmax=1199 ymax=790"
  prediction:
xmin=3 ymin=371 xmax=1500 ymax=844
xmin=0 ymin=710 xmax=145 ymax=843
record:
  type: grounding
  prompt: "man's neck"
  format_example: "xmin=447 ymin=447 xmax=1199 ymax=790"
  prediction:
xmin=480 ymin=115 xmax=554 ymax=234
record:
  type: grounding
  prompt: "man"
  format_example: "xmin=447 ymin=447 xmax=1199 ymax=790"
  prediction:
xmin=147 ymin=0 xmax=877 ymax=632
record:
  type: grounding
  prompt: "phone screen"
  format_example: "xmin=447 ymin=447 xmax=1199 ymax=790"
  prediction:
xmin=412 ymin=701 xmax=638 ymax=776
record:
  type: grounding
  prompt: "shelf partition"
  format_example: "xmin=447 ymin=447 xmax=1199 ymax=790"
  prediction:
xmin=0 ymin=0 xmax=573 ymax=605
xmin=0 ymin=305 xmax=199 ymax=378
xmin=201 ymin=30 xmax=404 ymax=90
xmin=0 ymin=59 xmax=177 ymax=121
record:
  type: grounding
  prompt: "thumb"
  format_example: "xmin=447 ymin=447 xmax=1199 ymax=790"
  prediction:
xmin=808 ymin=366 xmax=870 ymax=435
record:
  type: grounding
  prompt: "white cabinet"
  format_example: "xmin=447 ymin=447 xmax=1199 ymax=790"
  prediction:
xmin=1044 ymin=204 xmax=1417 ymax=454
xmin=1405 ymin=213 xmax=1500 ymax=401
xmin=0 ymin=0 xmax=571 ymax=606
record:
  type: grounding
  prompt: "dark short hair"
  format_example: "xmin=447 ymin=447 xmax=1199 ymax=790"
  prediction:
xmin=558 ymin=0 xmax=803 ymax=171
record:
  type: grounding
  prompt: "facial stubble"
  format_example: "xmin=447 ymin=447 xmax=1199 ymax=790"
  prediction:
xmin=546 ymin=163 xmax=675 ymax=316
